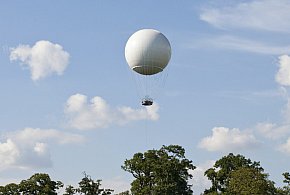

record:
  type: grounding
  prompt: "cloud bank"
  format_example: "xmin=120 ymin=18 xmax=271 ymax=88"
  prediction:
xmin=198 ymin=127 xmax=259 ymax=152
xmin=10 ymin=40 xmax=70 ymax=80
xmin=65 ymin=94 xmax=159 ymax=130
xmin=200 ymin=0 xmax=290 ymax=33
xmin=0 ymin=128 xmax=84 ymax=171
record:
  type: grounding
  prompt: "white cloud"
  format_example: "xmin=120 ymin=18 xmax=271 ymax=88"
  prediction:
xmin=10 ymin=40 xmax=69 ymax=80
xmin=197 ymin=1 xmax=290 ymax=55
xmin=0 ymin=139 xmax=20 ymax=168
xmin=197 ymin=35 xmax=290 ymax=55
xmin=256 ymin=122 xmax=290 ymax=140
xmin=190 ymin=160 xmax=214 ymax=195
xmin=276 ymin=55 xmax=290 ymax=86
xmin=12 ymin=127 xmax=85 ymax=144
xmin=198 ymin=127 xmax=259 ymax=152
xmin=102 ymin=176 xmax=131 ymax=194
xmin=278 ymin=137 xmax=290 ymax=154
xmin=34 ymin=142 xmax=47 ymax=155
xmin=65 ymin=94 xmax=159 ymax=130
xmin=0 ymin=128 xmax=85 ymax=171
xmin=200 ymin=0 xmax=290 ymax=33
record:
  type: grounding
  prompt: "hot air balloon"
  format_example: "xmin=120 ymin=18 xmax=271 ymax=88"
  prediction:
xmin=125 ymin=29 xmax=171 ymax=106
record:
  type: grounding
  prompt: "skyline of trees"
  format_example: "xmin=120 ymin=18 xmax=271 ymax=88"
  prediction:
xmin=0 ymin=145 xmax=289 ymax=194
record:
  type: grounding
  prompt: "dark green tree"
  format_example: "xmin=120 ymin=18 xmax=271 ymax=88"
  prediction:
xmin=18 ymin=173 xmax=63 ymax=195
xmin=122 ymin=145 xmax=195 ymax=195
xmin=77 ymin=172 xmax=113 ymax=195
xmin=64 ymin=185 xmax=77 ymax=195
xmin=283 ymin=172 xmax=290 ymax=184
xmin=204 ymin=153 xmax=263 ymax=194
xmin=226 ymin=167 xmax=276 ymax=195
xmin=277 ymin=172 xmax=290 ymax=195
xmin=0 ymin=183 xmax=20 ymax=195
xmin=116 ymin=190 xmax=130 ymax=195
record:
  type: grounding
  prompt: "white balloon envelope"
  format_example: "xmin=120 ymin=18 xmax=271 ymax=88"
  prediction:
xmin=125 ymin=29 xmax=171 ymax=75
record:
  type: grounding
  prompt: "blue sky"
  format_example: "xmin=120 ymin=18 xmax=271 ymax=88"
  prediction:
xmin=1 ymin=0 xmax=290 ymax=194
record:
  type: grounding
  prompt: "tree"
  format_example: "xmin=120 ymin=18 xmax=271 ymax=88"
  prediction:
xmin=64 ymin=172 xmax=113 ymax=195
xmin=283 ymin=172 xmax=290 ymax=185
xmin=19 ymin=173 xmax=63 ymax=195
xmin=77 ymin=172 xmax=113 ymax=195
xmin=226 ymin=167 xmax=276 ymax=195
xmin=0 ymin=173 xmax=62 ymax=195
xmin=277 ymin=172 xmax=290 ymax=195
xmin=0 ymin=183 xmax=20 ymax=195
xmin=0 ymin=172 xmax=113 ymax=195
xmin=116 ymin=191 xmax=130 ymax=195
xmin=64 ymin=185 xmax=77 ymax=195
xmin=204 ymin=153 xmax=264 ymax=194
xmin=122 ymin=145 xmax=195 ymax=194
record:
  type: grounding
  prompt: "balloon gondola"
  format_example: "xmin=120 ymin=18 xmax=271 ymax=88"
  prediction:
xmin=141 ymin=96 xmax=153 ymax=106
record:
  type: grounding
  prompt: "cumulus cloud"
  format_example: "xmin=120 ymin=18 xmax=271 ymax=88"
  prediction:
xmin=200 ymin=0 xmax=290 ymax=33
xmin=198 ymin=127 xmax=260 ymax=152
xmin=0 ymin=139 xmax=20 ymax=168
xmin=10 ymin=40 xmax=69 ymax=80
xmin=65 ymin=94 xmax=159 ymax=130
xmin=190 ymin=160 xmax=214 ymax=195
xmin=0 ymin=128 xmax=84 ymax=171
xmin=278 ymin=137 xmax=290 ymax=154
xmin=276 ymin=55 xmax=290 ymax=86
xmin=256 ymin=122 xmax=290 ymax=140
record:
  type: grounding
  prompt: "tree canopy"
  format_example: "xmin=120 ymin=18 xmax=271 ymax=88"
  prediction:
xmin=0 ymin=173 xmax=63 ymax=195
xmin=277 ymin=172 xmax=290 ymax=195
xmin=204 ymin=153 xmax=264 ymax=194
xmin=226 ymin=167 xmax=276 ymax=194
xmin=76 ymin=172 xmax=113 ymax=195
xmin=0 ymin=173 xmax=112 ymax=195
xmin=122 ymin=145 xmax=195 ymax=194
xmin=23 ymin=173 xmax=64 ymax=195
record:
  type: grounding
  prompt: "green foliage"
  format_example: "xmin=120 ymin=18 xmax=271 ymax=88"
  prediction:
xmin=0 ymin=183 xmax=20 ymax=195
xmin=76 ymin=172 xmax=113 ymax=195
xmin=19 ymin=173 xmax=63 ymax=195
xmin=63 ymin=185 xmax=77 ymax=195
xmin=116 ymin=190 xmax=130 ymax=195
xmin=63 ymin=173 xmax=113 ymax=195
xmin=0 ymin=173 xmax=62 ymax=195
xmin=226 ymin=167 xmax=277 ymax=195
xmin=283 ymin=172 xmax=290 ymax=185
xmin=122 ymin=145 xmax=195 ymax=194
xmin=202 ymin=192 xmax=219 ymax=195
xmin=204 ymin=153 xmax=264 ymax=194
xmin=0 ymin=172 xmax=112 ymax=195
xmin=277 ymin=172 xmax=290 ymax=195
